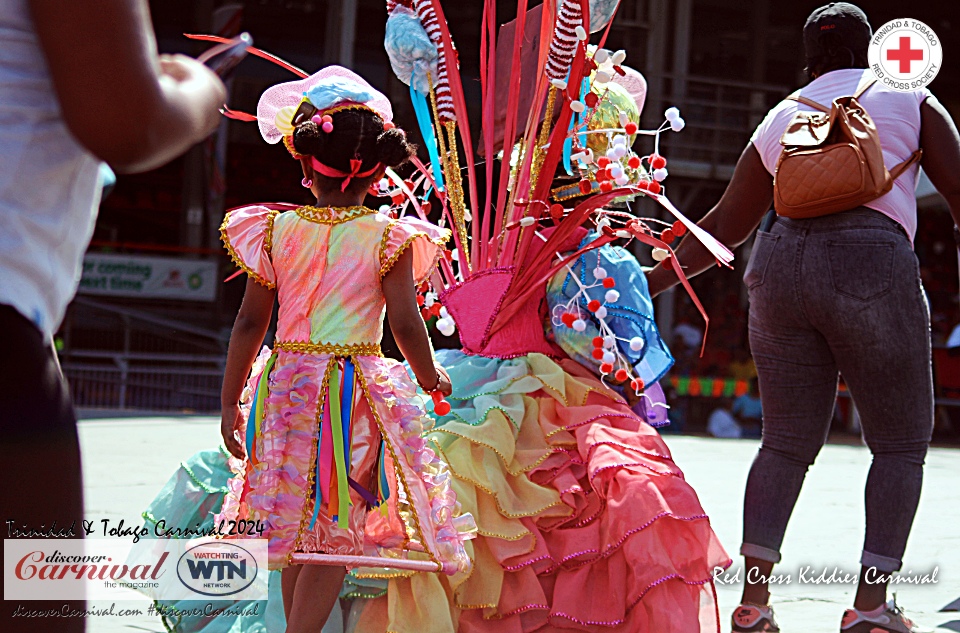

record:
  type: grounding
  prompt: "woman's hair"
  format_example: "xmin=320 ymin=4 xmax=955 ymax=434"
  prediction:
xmin=292 ymin=107 xmax=416 ymax=193
xmin=804 ymin=32 xmax=868 ymax=80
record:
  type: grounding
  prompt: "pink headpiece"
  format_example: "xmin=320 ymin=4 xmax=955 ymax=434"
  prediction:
xmin=311 ymin=157 xmax=382 ymax=192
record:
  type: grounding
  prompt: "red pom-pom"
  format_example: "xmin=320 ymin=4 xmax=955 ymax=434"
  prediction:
xmin=651 ymin=155 xmax=667 ymax=169
xmin=321 ymin=114 xmax=333 ymax=123
xmin=592 ymin=348 xmax=605 ymax=360
xmin=434 ymin=399 xmax=451 ymax=416
xmin=603 ymin=277 xmax=616 ymax=288
xmin=592 ymin=336 xmax=604 ymax=348
xmin=600 ymin=362 xmax=614 ymax=374
xmin=637 ymin=180 xmax=650 ymax=191
xmin=550 ymin=204 xmax=564 ymax=220
xmin=587 ymin=299 xmax=601 ymax=312
xmin=660 ymin=229 xmax=675 ymax=243
xmin=584 ymin=92 xmax=599 ymax=108
xmin=672 ymin=221 xmax=687 ymax=236
xmin=579 ymin=180 xmax=592 ymax=194
xmin=624 ymin=122 xmax=638 ymax=135
xmin=416 ymin=295 xmax=425 ymax=306
xmin=383 ymin=121 xmax=396 ymax=130
xmin=595 ymin=169 xmax=608 ymax=182
xmin=421 ymin=201 xmax=432 ymax=213
xmin=404 ymin=179 xmax=415 ymax=190
xmin=661 ymin=256 xmax=673 ymax=270
xmin=599 ymin=181 xmax=614 ymax=193
xmin=615 ymin=368 xmax=629 ymax=382
xmin=430 ymin=303 xmax=442 ymax=317
xmin=647 ymin=181 xmax=662 ymax=195
xmin=391 ymin=194 xmax=405 ymax=205
xmin=597 ymin=156 xmax=611 ymax=168
xmin=630 ymin=378 xmax=645 ymax=391
xmin=627 ymin=156 xmax=641 ymax=169
xmin=421 ymin=307 xmax=431 ymax=320
xmin=561 ymin=312 xmax=576 ymax=327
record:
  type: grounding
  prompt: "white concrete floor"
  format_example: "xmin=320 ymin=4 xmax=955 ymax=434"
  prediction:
xmin=76 ymin=417 xmax=960 ymax=632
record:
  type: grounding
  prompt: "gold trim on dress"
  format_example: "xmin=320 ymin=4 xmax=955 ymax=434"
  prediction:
xmin=295 ymin=205 xmax=376 ymax=225
xmin=263 ymin=210 xmax=279 ymax=256
xmin=274 ymin=340 xmax=383 ymax=357
xmin=220 ymin=212 xmax=276 ymax=289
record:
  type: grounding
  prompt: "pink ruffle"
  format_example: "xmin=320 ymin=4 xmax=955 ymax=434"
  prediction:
xmin=221 ymin=205 xmax=277 ymax=286
xmin=380 ymin=217 xmax=450 ymax=284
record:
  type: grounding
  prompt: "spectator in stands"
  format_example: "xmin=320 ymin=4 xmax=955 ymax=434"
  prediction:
xmin=0 ymin=2 xmax=224 ymax=631
xmin=648 ymin=3 xmax=960 ymax=631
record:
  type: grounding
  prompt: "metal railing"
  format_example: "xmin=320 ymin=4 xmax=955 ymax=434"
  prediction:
xmin=59 ymin=298 xmax=229 ymax=412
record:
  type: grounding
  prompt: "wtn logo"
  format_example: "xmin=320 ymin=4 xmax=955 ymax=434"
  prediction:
xmin=185 ymin=559 xmax=247 ymax=581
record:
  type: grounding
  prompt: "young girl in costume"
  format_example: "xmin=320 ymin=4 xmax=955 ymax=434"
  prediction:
xmin=213 ymin=65 xmax=473 ymax=632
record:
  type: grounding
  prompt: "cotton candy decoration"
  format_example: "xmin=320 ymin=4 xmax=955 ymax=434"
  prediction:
xmin=384 ymin=6 xmax=438 ymax=94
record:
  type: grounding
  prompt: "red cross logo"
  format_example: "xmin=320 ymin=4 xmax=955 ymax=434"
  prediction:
xmin=886 ymin=36 xmax=924 ymax=74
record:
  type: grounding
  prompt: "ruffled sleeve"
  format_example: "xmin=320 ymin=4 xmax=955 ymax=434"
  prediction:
xmin=220 ymin=206 xmax=279 ymax=288
xmin=379 ymin=217 xmax=451 ymax=284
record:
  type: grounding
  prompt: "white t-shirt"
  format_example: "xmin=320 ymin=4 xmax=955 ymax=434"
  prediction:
xmin=0 ymin=0 xmax=103 ymax=336
xmin=750 ymin=68 xmax=930 ymax=241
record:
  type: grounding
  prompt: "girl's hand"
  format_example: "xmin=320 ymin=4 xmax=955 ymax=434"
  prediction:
xmin=435 ymin=364 xmax=453 ymax=397
xmin=221 ymin=404 xmax=246 ymax=460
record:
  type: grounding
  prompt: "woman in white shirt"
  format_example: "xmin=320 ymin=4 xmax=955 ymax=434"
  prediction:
xmin=0 ymin=3 xmax=224 ymax=632
xmin=648 ymin=3 xmax=960 ymax=632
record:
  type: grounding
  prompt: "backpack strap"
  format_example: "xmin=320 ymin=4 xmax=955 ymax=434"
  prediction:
xmin=786 ymin=90 xmax=830 ymax=113
xmin=853 ymin=76 xmax=877 ymax=99
xmin=889 ymin=149 xmax=923 ymax=181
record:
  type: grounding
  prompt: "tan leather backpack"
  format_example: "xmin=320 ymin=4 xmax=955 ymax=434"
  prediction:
xmin=773 ymin=77 xmax=922 ymax=219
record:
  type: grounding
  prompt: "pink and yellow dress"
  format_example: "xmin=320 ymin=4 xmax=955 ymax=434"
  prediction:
xmin=216 ymin=203 xmax=474 ymax=573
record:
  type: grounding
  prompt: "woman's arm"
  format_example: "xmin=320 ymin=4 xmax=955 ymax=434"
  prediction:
xmin=646 ymin=143 xmax=774 ymax=297
xmin=382 ymin=250 xmax=452 ymax=396
xmin=919 ymin=96 xmax=960 ymax=229
xmin=220 ymin=279 xmax=276 ymax=458
xmin=29 ymin=0 xmax=225 ymax=173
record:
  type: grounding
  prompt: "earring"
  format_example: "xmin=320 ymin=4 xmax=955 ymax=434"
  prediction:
xmin=302 ymin=177 xmax=313 ymax=188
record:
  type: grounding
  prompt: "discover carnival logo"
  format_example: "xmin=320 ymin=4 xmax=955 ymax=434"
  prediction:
xmin=868 ymin=18 xmax=942 ymax=92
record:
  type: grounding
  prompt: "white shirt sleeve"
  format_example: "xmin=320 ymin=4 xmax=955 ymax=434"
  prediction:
xmin=749 ymin=104 xmax=788 ymax=176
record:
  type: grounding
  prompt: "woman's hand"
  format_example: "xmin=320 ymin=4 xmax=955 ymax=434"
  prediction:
xmin=221 ymin=404 xmax=246 ymax=460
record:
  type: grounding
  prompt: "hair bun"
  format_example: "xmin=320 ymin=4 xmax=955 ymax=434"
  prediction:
xmin=375 ymin=127 xmax=416 ymax=168
xmin=292 ymin=120 xmax=327 ymax=157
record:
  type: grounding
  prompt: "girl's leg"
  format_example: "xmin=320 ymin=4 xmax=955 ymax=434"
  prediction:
xmin=281 ymin=565 xmax=302 ymax=622
xmin=285 ymin=565 xmax=348 ymax=633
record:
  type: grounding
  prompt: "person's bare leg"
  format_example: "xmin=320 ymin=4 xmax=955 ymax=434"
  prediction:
xmin=741 ymin=557 xmax=774 ymax=606
xmin=284 ymin=565 xmax=347 ymax=633
xmin=280 ymin=565 xmax=302 ymax=622
xmin=853 ymin=565 xmax=888 ymax=612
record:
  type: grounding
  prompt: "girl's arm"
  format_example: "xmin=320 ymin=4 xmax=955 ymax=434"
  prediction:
xmin=221 ymin=279 xmax=277 ymax=458
xmin=382 ymin=249 xmax=452 ymax=396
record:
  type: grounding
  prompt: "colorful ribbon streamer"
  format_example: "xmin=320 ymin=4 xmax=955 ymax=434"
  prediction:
xmin=411 ymin=86 xmax=445 ymax=192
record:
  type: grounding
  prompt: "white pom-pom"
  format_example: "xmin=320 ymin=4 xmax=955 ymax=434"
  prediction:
xmin=572 ymin=319 xmax=587 ymax=332
xmin=550 ymin=78 xmax=568 ymax=90
xmin=603 ymin=335 xmax=616 ymax=348
xmin=438 ymin=320 xmax=456 ymax=337
xmin=594 ymin=49 xmax=610 ymax=64
xmin=613 ymin=145 xmax=627 ymax=159
xmin=520 ymin=216 xmax=536 ymax=227
xmin=605 ymin=289 xmax=620 ymax=303
xmin=653 ymin=168 xmax=668 ymax=182
xmin=575 ymin=25 xmax=588 ymax=41
xmin=615 ymin=174 xmax=629 ymax=186
xmin=613 ymin=135 xmax=626 ymax=147
xmin=609 ymin=165 xmax=623 ymax=179
xmin=439 ymin=306 xmax=449 ymax=318
xmin=615 ymin=229 xmax=631 ymax=238
xmin=570 ymin=100 xmax=586 ymax=113
xmin=602 ymin=351 xmax=616 ymax=364
xmin=651 ymin=247 xmax=669 ymax=261
xmin=595 ymin=306 xmax=608 ymax=319
xmin=379 ymin=204 xmax=391 ymax=213
xmin=584 ymin=148 xmax=594 ymax=163
xmin=593 ymin=267 xmax=607 ymax=279
xmin=670 ymin=117 xmax=686 ymax=132
xmin=424 ymin=293 xmax=435 ymax=307
xmin=595 ymin=70 xmax=612 ymax=84
xmin=450 ymin=249 xmax=459 ymax=262
xmin=612 ymin=50 xmax=626 ymax=65
xmin=605 ymin=147 xmax=618 ymax=159
xmin=629 ymin=336 xmax=645 ymax=351
xmin=619 ymin=111 xmax=629 ymax=126
xmin=596 ymin=217 xmax=611 ymax=231
xmin=664 ymin=107 xmax=680 ymax=121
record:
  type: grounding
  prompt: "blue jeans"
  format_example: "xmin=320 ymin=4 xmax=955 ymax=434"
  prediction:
xmin=740 ymin=208 xmax=934 ymax=573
